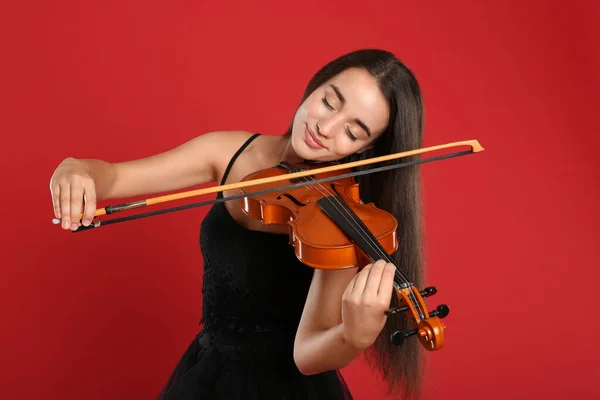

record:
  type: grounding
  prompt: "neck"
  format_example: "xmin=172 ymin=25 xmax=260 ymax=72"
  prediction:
xmin=276 ymin=134 xmax=304 ymax=164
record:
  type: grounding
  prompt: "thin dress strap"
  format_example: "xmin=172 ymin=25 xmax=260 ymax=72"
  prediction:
xmin=217 ymin=133 xmax=260 ymax=197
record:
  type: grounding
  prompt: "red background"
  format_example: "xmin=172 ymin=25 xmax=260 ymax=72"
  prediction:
xmin=1 ymin=1 xmax=599 ymax=399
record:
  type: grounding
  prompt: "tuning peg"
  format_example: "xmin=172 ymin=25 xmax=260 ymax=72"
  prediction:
xmin=429 ymin=304 xmax=450 ymax=319
xmin=390 ymin=328 xmax=418 ymax=346
xmin=420 ymin=286 xmax=437 ymax=297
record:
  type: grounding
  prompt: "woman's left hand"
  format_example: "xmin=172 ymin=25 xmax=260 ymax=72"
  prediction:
xmin=340 ymin=259 xmax=396 ymax=349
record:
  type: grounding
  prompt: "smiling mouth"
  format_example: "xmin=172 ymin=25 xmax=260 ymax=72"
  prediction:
xmin=305 ymin=124 xmax=327 ymax=149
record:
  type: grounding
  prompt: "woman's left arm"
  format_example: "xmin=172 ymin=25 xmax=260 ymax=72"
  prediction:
xmin=293 ymin=259 xmax=396 ymax=375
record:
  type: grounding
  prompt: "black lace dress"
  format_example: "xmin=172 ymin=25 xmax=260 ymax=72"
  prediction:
xmin=157 ymin=134 xmax=354 ymax=399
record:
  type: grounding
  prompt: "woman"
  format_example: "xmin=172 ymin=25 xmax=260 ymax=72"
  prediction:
xmin=50 ymin=49 xmax=425 ymax=399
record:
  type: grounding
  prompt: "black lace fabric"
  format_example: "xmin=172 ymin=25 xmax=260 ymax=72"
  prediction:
xmin=157 ymin=134 xmax=354 ymax=399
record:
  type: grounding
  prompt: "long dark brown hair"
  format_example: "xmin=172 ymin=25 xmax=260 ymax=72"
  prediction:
xmin=284 ymin=49 xmax=425 ymax=398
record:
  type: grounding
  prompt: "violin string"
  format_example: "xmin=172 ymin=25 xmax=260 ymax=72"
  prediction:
xmin=320 ymin=181 xmax=425 ymax=320
xmin=295 ymin=174 xmax=425 ymax=319
xmin=299 ymin=176 xmax=426 ymax=320
xmin=297 ymin=178 xmax=395 ymax=267
xmin=328 ymin=193 xmax=427 ymax=320
xmin=298 ymin=178 xmax=405 ymax=283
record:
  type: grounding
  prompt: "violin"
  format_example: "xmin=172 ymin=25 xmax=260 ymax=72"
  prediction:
xmin=54 ymin=139 xmax=484 ymax=351
xmin=240 ymin=160 xmax=449 ymax=350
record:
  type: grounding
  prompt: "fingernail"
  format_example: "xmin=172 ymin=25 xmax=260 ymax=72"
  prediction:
xmin=82 ymin=219 xmax=90 ymax=226
xmin=71 ymin=223 xmax=78 ymax=230
xmin=62 ymin=220 xmax=69 ymax=229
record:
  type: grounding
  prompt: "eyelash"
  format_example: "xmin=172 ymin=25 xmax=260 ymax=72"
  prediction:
xmin=321 ymin=97 xmax=357 ymax=142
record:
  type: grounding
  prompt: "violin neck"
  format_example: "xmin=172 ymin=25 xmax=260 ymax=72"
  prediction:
xmin=316 ymin=195 xmax=412 ymax=288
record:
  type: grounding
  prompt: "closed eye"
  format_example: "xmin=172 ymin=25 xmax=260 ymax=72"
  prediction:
xmin=345 ymin=126 xmax=357 ymax=141
xmin=322 ymin=97 xmax=336 ymax=111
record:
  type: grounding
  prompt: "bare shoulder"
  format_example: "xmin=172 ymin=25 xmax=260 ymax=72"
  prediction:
xmin=208 ymin=130 xmax=261 ymax=174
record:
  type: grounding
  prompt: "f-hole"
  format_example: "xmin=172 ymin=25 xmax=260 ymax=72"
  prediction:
xmin=330 ymin=183 xmax=343 ymax=196
xmin=277 ymin=193 xmax=308 ymax=207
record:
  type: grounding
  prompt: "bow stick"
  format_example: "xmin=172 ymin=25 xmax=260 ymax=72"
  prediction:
xmin=52 ymin=139 xmax=484 ymax=232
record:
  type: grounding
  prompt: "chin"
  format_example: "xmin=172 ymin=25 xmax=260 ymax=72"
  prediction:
xmin=290 ymin=132 xmax=317 ymax=161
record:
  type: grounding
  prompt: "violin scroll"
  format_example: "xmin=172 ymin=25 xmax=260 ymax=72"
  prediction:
xmin=387 ymin=284 xmax=449 ymax=350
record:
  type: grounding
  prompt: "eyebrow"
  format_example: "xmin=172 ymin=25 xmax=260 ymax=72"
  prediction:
xmin=330 ymin=84 xmax=372 ymax=137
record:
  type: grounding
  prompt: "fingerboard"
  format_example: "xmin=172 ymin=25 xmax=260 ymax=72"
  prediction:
xmin=316 ymin=195 xmax=413 ymax=289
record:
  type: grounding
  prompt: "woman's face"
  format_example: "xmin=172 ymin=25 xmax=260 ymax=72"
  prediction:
xmin=290 ymin=67 xmax=390 ymax=162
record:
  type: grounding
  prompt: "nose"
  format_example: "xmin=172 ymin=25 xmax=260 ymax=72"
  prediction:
xmin=316 ymin=122 xmax=327 ymax=138
xmin=316 ymin=115 xmax=342 ymax=139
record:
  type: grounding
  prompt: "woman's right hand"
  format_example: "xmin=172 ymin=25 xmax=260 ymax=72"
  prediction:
xmin=49 ymin=158 xmax=97 ymax=230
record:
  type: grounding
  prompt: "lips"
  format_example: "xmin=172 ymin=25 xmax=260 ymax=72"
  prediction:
xmin=305 ymin=125 xmax=326 ymax=149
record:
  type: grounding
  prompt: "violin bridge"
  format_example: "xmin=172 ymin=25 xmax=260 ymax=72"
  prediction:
xmin=276 ymin=161 xmax=315 ymax=183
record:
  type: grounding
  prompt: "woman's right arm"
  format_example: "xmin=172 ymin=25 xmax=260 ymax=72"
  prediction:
xmin=50 ymin=130 xmax=236 ymax=231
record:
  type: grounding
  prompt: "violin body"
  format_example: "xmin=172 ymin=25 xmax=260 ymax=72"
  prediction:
xmin=239 ymin=162 xmax=398 ymax=270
